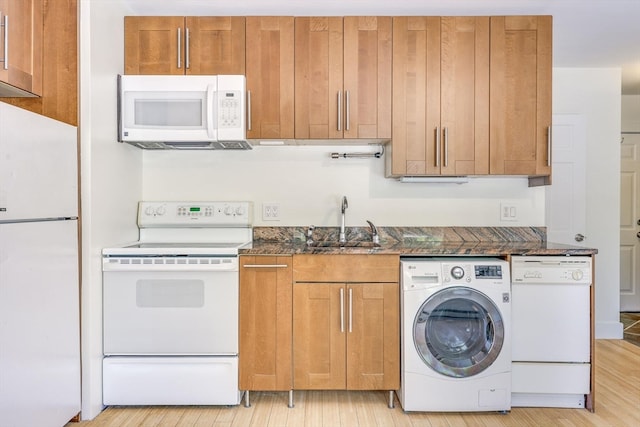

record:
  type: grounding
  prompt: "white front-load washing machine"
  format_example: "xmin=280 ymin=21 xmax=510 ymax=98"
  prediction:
xmin=398 ymin=257 xmax=511 ymax=412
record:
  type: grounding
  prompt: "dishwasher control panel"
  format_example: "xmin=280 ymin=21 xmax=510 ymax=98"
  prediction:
xmin=511 ymin=256 xmax=592 ymax=284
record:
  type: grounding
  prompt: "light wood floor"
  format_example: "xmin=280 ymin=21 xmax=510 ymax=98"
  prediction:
xmin=70 ymin=340 xmax=639 ymax=427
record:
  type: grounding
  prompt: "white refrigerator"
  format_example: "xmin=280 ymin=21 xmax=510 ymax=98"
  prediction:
xmin=0 ymin=103 xmax=81 ymax=426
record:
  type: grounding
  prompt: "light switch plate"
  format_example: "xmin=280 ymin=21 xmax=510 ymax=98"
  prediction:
xmin=500 ymin=203 xmax=518 ymax=221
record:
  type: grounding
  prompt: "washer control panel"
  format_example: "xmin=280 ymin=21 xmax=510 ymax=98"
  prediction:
xmin=402 ymin=257 xmax=510 ymax=288
xmin=441 ymin=259 xmax=509 ymax=284
xmin=137 ymin=201 xmax=253 ymax=227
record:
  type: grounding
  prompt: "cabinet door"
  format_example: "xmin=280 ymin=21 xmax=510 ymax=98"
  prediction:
xmin=343 ymin=16 xmax=392 ymax=139
xmin=185 ymin=17 xmax=245 ymax=75
xmin=294 ymin=17 xmax=343 ymax=139
xmin=391 ymin=16 xmax=441 ymax=176
xmin=124 ymin=16 xmax=185 ymax=75
xmin=346 ymin=283 xmax=399 ymax=390
xmin=246 ymin=17 xmax=295 ymax=139
xmin=440 ymin=16 xmax=489 ymax=176
xmin=239 ymin=256 xmax=292 ymax=391
xmin=391 ymin=17 xmax=489 ymax=176
xmin=489 ymin=16 xmax=552 ymax=177
xmin=293 ymin=282 xmax=346 ymax=389
xmin=1 ymin=0 xmax=75 ymax=125
xmin=0 ymin=0 xmax=43 ymax=96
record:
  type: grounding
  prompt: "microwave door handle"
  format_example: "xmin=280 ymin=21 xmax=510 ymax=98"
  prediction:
xmin=207 ymin=84 xmax=216 ymax=140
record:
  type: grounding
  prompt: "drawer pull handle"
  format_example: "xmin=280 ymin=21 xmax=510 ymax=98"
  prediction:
xmin=242 ymin=264 xmax=288 ymax=268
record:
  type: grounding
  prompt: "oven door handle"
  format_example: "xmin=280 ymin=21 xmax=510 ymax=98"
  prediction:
xmin=242 ymin=264 xmax=289 ymax=268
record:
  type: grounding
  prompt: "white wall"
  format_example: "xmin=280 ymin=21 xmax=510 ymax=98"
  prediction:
xmin=143 ymin=149 xmax=544 ymax=227
xmin=80 ymin=0 xmax=144 ymax=420
xmin=554 ymin=68 xmax=623 ymax=339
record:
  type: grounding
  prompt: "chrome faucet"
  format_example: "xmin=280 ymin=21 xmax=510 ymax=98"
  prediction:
xmin=339 ymin=196 xmax=348 ymax=244
xmin=366 ymin=220 xmax=380 ymax=246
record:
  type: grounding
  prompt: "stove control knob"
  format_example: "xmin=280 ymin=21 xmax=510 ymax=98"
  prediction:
xmin=156 ymin=206 xmax=166 ymax=216
xmin=451 ymin=266 xmax=465 ymax=280
xmin=223 ymin=205 xmax=234 ymax=216
xmin=144 ymin=206 xmax=155 ymax=216
xmin=235 ymin=205 xmax=245 ymax=216
xmin=572 ymin=270 xmax=584 ymax=281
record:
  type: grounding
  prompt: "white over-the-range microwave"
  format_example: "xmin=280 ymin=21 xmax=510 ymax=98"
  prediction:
xmin=117 ymin=74 xmax=250 ymax=150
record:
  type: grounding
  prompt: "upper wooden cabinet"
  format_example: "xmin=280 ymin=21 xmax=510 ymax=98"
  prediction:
xmin=245 ymin=16 xmax=295 ymax=139
xmin=0 ymin=0 xmax=43 ymax=96
xmin=1 ymin=0 xmax=77 ymax=125
xmin=389 ymin=16 xmax=489 ymax=177
xmin=121 ymin=14 xmax=553 ymax=182
xmin=124 ymin=16 xmax=245 ymax=75
xmin=294 ymin=17 xmax=392 ymax=140
xmin=239 ymin=256 xmax=292 ymax=392
xmin=489 ymin=16 xmax=552 ymax=178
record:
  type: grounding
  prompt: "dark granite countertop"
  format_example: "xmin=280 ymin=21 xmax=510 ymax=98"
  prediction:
xmin=239 ymin=226 xmax=598 ymax=257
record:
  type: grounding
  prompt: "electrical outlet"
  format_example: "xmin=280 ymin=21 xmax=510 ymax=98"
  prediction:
xmin=262 ymin=203 xmax=280 ymax=221
xmin=500 ymin=203 xmax=518 ymax=221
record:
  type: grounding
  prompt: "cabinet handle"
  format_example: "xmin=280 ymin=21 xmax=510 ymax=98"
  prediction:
xmin=1 ymin=14 xmax=8 ymax=70
xmin=547 ymin=126 xmax=552 ymax=167
xmin=242 ymin=264 xmax=288 ymax=268
xmin=348 ymin=288 xmax=353 ymax=333
xmin=443 ymin=127 xmax=449 ymax=167
xmin=345 ymin=90 xmax=350 ymax=132
xmin=185 ymin=27 xmax=190 ymax=69
xmin=247 ymin=90 xmax=252 ymax=131
xmin=177 ymin=27 xmax=182 ymax=69
xmin=337 ymin=91 xmax=342 ymax=131
xmin=435 ymin=127 xmax=441 ymax=167
xmin=340 ymin=288 xmax=345 ymax=333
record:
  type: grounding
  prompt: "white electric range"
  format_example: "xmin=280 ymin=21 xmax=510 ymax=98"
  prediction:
xmin=102 ymin=201 xmax=252 ymax=406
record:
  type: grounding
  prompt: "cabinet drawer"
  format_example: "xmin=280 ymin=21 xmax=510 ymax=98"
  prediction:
xmin=293 ymin=254 xmax=399 ymax=283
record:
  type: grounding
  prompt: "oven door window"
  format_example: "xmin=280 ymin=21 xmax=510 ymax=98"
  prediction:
xmin=103 ymin=271 xmax=238 ymax=355
xmin=136 ymin=279 xmax=204 ymax=308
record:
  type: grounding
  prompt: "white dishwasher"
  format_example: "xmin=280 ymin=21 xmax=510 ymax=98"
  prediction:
xmin=510 ymin=256 xmax=592 ymax=409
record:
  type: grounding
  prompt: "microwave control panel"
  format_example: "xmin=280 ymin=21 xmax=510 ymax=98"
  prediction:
xmin=217 ymin=91 xmax=242 ymax=129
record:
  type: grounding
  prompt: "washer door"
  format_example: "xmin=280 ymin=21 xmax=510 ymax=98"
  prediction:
xmin=413 ymin=286 xmax=504 ymax=378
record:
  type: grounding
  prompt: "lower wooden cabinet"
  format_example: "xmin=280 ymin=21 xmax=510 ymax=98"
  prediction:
xmin=239 ymin=256 xmax=292 ymax=391
xmin=240 ymin=254 xmax=400 ymax=393
xmin=292 ymin=254 xmax=400 ymax=390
